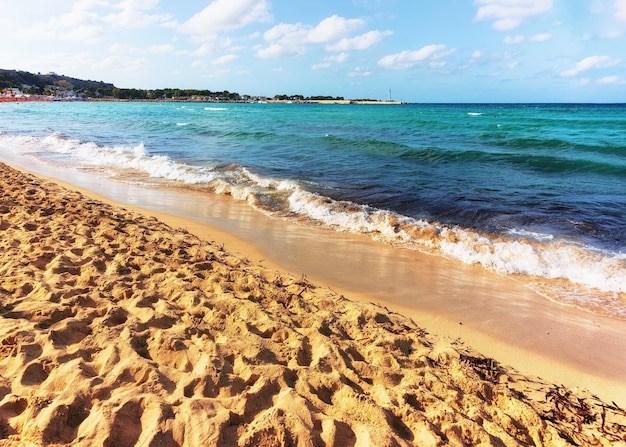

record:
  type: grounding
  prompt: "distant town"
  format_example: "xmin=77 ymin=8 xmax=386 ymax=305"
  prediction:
xmin=0 ymin=69 xmax=403 ymax=104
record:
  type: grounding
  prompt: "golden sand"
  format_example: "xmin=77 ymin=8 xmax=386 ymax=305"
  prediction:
xmin=0 ymin=162 xmax=625 ymax=446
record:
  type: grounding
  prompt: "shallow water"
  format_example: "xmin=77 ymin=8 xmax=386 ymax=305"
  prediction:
xmin=1 ymin=101 xmax=625 ymax=316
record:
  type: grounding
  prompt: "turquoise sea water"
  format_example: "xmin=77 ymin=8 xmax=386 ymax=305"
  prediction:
xmin=1 ymin=102 xmax=625 ymax=315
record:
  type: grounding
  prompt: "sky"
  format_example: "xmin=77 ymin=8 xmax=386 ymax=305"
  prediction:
xmin=1 ymin=0 xmax=626 ymax=102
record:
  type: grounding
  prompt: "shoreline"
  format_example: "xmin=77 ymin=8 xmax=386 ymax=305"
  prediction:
xmin=6 ymin=158 xmax=626 ymax=403
xmin=1 ymin=161 xmax=626 ymax=445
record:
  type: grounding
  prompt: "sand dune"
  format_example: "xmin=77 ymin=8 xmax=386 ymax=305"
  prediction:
xmin=0 ymin=162 xmax=625 ymax=446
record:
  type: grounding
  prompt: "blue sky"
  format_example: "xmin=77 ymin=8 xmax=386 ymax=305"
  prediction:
xmin=1 ymin=0 xmax=625 ymax=102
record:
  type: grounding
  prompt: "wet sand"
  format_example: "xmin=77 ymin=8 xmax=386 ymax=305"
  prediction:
xmin=7 ymin=155 xmax=626 ymax=404
xmin=1 ymin=161 xmax=626 ymax=445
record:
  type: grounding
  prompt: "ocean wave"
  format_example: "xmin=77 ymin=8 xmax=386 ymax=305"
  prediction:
xmin=1 ymin=131 xmax=624 ymax=299
xmin=0 ymin=132 xmax=218 ymax=184
xmin=283 ymin=186 xmax=626 ymax=295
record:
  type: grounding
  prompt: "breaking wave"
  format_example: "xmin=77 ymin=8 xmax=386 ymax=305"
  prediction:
xmin=1 ymin=131 xmax=624 ymax=307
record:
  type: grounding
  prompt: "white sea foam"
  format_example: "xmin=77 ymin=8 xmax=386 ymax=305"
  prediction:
xmin=2 ymin=131 xmax=624 ymax=297
xmin=507 ymin=228 xmax=555 ymax=242
xmin=0 ymin=132 xmax=217 ymax=185
xmin=467 ymin=112 xmax=483 ymax=116
xmin=283 ymin=185 xmax=626 ymax=295
xmin=204 ymin=107 xmax=228 ymax=111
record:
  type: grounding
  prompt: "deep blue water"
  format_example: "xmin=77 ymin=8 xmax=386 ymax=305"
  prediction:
xmin=1 ymin=101 xmax=625 ymax=301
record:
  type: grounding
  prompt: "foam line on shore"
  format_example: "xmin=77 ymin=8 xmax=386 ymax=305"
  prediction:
xmin=2 ymin=130 xmax=625 ymax=305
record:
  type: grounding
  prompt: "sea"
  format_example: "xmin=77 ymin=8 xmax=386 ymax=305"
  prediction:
xmin=1 ymin=101 xmax=625 ymax=318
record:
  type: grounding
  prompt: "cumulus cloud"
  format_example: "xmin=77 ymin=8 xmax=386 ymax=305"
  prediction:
xmin=326 ymin=30 xmax=392 ymax=51
xmin=311 ymin=62 xmax=331 ymax=70
xmin=15 ymin=0 xmax=170 ymax=42
xmin=596 ymin=75 xmax=620 ymax=85
xmin=377 ymin=45 xmax=455 ymax=70
xmin=504 ymin=32 xmax=551 ymax=44
xmin=180 ymin=0 xmax=271 ymax=41
xmin=528 ymin=32 xmax=551 ymax=41
xmin=104 ymin=0 xmax=169 ymax=28
xmin=193 ymin=43 xmax=216 ymax=56
xmin=15 ymin=1 xmax=105 ymax=42
xmin=474 ymin=0 xmax=553 ymax=31
xmin=256 ymin=15 xmax=372 ymax=59
xmin=458 ymin=50 xmax=484 ymax=70
xmin=212 ymin=54 xmax=239 ymax=65
xmin=560 ymin=55 xmax=621 ymax=77
xmin=256 ymin=41 xmax=306 ymax=59
xmin=504 ymin=35 xmax=525 ymax=44
xmin=307 ymin=15 xmax=364 ymax=43
xmin=330 ymin=52 xmax=349 ymax=64
xmin=312 ymin=52 xmax=349 ymax=70
xmin=348 ymin=67 xmax=373 ymax=77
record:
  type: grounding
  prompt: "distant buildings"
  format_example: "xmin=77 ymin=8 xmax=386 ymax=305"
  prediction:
xmin=0 ymin=86 xmax=85 ymax=102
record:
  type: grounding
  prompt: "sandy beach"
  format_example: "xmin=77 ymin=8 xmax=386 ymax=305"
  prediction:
xmin=1 ymin=161 xmax=625 ymax=446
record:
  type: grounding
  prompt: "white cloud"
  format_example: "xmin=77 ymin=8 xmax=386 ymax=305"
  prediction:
xmin=458 ymin=50 xmax=484 ymax=70
xmin=312 ymin=62 xmax=331 ymax=71
xmin=110 ymin=43 xmax=140 ymax=55
xmin=348 ymin=67 xmax=373 ymax=77
xmin=148 ymin=44 xmax=175 ymax=55
xmin=194 ymin=43 xmax=216 ymax=56
xmin=256 ymin=15 xmax=369 ymax=59
xmin=263 ymin=23 xmax=307 ymax=42
xmin=202 ymin=68 xmax=232 ymax=79
xmin=616 ymin=0 xmax=626 ymax=21
xmin=507 ymin=61 xmax=520 ymax=69
xmin=312 ymin=52 xmax=349 ymax=70
xmin=307 ymin=15 xmax=364 ymax=43
xmin=256 ymin=23 xmax=310 ymax=58
xmin=560 ymin=55 xmax=621 ymax=77
xmin=212 ymin=54 xmax=239 ymax=65
xmin=474 ymin=0 xmax=553 ymax=31
xmin=377 ymin=45 xmax=455 ymax=70
xmin=331 ymin=53 xmax=349 ymax=63
xmin=528 ymin=32 xmax=551 ymax=42
xmin=256 ymin=42 xmax=306 ymax=59
xmin=191 ymin=60 xmax=207 ymax=69
xmin=504 ymin=35 xmax=525 ymax=44
xmin=326 ymin=30 xmax=392 ymax=51
xmin=14 ymin=0 xmax=170 ymax=43
xmin=596 ymin=75 xmax=620 ymax=85
xmin=103 ymin=0 xmax=170 ymax=29
xmin=180 ymin=0 xmax=271 ymax=41
xmin=16 ymin=1 xmax=104 ymax=42
xmin=504 ymin=32 xmax=551 ymax=44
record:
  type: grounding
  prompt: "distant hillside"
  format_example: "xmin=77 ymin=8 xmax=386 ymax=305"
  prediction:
xmin=0 ymin=69 xmax=115 ymax=92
